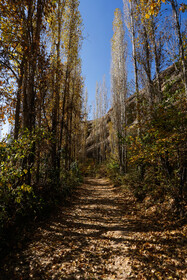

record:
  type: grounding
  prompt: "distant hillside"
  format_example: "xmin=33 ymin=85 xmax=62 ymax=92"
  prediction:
xmin=85 ymin=63 xmax=184 ymax=160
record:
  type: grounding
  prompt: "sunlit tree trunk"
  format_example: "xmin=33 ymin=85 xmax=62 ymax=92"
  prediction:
xmin=111 ymin=8 xmax=127 ymax=173
xmin=125 ymin=0 xmax=140 ymax=133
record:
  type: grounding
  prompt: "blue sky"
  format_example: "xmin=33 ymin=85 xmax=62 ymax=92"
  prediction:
xmin=79 ymin=0 xmax=187 ymax=117
xmin=79 ymin=0 xmax=125 ymax=112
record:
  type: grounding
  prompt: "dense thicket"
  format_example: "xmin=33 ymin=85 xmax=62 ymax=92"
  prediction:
xmin=121 ymin=0 xmax=187 ymax=212
xmin=0 ymin=0 xmax=83 ymax=246
xmin=89 ymin=0 xmax=187 ymax=214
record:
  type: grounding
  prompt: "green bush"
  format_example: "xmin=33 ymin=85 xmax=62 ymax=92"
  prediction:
xmin=0 ymin=130 xmax=83 ymax=250
xmin=128 ymin=89 xmax=187 ymax=208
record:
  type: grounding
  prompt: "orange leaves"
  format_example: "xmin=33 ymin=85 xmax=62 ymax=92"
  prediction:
xmin=0 ymin=98 xmax=15 ymax=126
xmin=140 ymin=0 xmax=167 ymax=19
xmin=0 ymin=112 xmax=5 ymax=122
xmin=8 ymin=116 xmax=14 ymax=125
xmin=179 ymin=4 xmax=187 ymax=13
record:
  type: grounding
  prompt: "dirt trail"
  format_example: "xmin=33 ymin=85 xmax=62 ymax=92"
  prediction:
xmin=0 ymin=178 xmax=187 ymax=279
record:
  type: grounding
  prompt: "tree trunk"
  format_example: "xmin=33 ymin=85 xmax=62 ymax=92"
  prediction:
xmin=130 ymin=1 xmax=140 ymax=133
xmin=52 ymin=0 xmax=62 ymax=176
xmin=143 ymin=25 xmax=154 ymax=107
xmin=14 ymin=59 xmax=24 ymax=139
xmin=170 ymin=0 xmax=187 ymax=97
xmin=151 ymin=18 xmax=162 ymax=102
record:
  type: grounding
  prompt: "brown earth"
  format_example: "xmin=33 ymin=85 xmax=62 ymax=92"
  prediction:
xmin=0 ymin=178 xmax=186 ymax=280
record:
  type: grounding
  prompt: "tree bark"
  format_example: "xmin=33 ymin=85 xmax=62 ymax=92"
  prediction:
xmin=14 ymin=59 xmax=24 ymax=139
xmin=170 ymin=0 xmax=187 ymax=97
xmin=151 ymin=18 xmax=162 ymax=102
xmin=130 ymin=0 xmax=140 ymax=132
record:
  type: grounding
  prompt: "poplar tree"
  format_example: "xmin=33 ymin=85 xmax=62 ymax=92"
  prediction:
xmin=99 ymin=76 xmax=108 ymax=162
xmin=59 ymin=0 xmax=83 ymax=169
xmin=49 ymin=0 xmax=65 ymax=174
xmin=111 ymin=8 xmax=127 ymax=173
xmin=95 ymin=82 xmax=100 ymax=162
xmin=0 ymin=0 xmax=84 ymax=185
xmin=82 ymin=88 xmax=88 ymax=160
xmin=123 ymin=0 xmax=140 ymax=132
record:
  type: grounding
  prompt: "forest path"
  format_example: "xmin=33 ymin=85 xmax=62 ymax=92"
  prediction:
xmin=1 ymin=177 xmax=187 ymax=279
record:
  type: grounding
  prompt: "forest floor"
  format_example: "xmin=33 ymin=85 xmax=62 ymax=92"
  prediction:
xmin=0 ymin=177 xmax=187 ymax=280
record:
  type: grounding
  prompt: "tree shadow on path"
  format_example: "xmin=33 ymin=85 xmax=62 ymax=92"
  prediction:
xmin=0 ymin=177 xmax=186 ymax=279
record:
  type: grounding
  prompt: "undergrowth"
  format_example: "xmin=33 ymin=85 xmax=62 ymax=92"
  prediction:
xmin=0 ymin=133 xmax=83 ymax=255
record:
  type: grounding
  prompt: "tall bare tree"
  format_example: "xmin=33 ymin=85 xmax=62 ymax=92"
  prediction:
xmin=123 ymin=0 xmax=140 ymax=132
xmin=111 ymin=8 xmax=127 ymax=172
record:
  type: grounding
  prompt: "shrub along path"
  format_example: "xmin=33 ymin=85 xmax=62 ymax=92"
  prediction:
xmin=0 ymin=178 xmax=186 ymax=279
